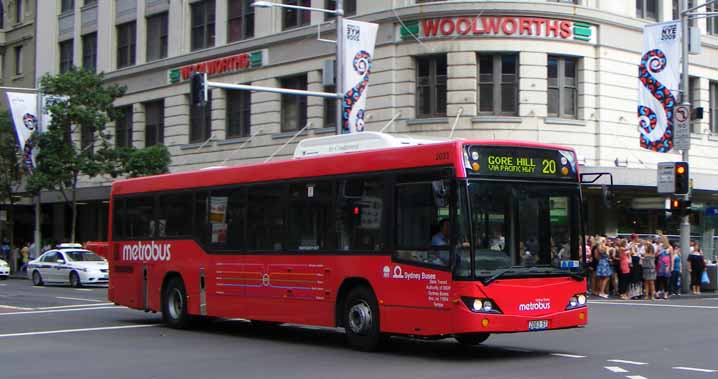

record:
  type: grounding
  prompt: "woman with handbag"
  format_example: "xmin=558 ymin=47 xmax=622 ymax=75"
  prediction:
xmin=687 ymin=243 xmax=706 ymax=295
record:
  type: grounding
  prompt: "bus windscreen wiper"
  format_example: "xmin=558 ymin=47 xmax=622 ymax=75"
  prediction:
xmin=482 ymin=268 xmax=516 ymax=285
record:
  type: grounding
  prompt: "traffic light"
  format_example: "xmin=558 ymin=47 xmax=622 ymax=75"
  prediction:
xmin=674 ymin=161 xmax=689 ymax=195
xmin=670 ymin=198 xmax=691 ymax=214
xmin=190 ymin=71 xmax=207 ymax=106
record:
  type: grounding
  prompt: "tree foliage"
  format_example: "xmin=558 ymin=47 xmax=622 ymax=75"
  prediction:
xmin=0 ymin=111 xmax=21 ymax=204
xmin=117 ymin=144 xmax=171 ymax=178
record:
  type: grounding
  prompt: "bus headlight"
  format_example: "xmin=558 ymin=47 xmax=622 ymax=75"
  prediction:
xmin=566 ymin=294 xmax=587 ymax=310
xmin=462 ymin=297 xmax=502 ymax=314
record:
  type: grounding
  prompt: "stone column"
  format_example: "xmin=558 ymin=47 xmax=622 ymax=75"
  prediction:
xmin=215 ymin=0 xmax=228 ymax=47
xmin=447 ymin=51 xmax=477 ymax=131
xmin=307 ymin=70 xmax=325 ymax=129
xmin=133 ymin=103 xmax=146 ymax=148
xmin=212 ymin=88 xmax=227 ymax=141
xmin=136 ymin=0 xmax=147 ymax=64
xmin=251 ymin=78 xmax=282 ymax=136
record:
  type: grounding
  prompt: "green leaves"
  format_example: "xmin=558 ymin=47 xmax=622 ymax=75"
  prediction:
xmin=0 ymin=111 xmax=22 ymax=203
xmin=117 ymin=144 xmax=171 ymax=178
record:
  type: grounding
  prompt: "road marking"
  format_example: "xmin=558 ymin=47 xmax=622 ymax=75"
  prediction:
xmin=501 ymin=347 xmax=532 ymax=353
xmin=591 ymin=301 xmax=718 ymax=309
xmin=673 ymin=367 xmax=717 ymax=373
xmin=36 ymin=303 xmax=114 ymax=310
xmin=0 ymin=306 xmax=118 ymax=316
xmin=0 ymin=304 xmax=33 ymax=311
xmin=551 ymin=353 xmax=586 ymax=358
xmin=56 ymin=296 xmax=105 ymax=303
xmin=607 ymin=359 xmax=647 ymax=366
xmin=626 ymin=376 xmax=648 ymax=379
xmin=0 ymin=283 xmax=7 ymax=286
xmin=0 ymin=324 xmax=158 ymax=338
xmin=73 ymin=289 xmax=93 ymax=292
xmin=605 ymin=367 xmax=629 ymax=373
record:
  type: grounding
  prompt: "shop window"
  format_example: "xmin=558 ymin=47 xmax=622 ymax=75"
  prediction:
xmin=478 ymin=54 xmax=518 ymax=116
xmin=416 ymin=55 xmax=447 ymax=118
xmin=548 ymin=56 xmax=578 ymax=119
xmin=191 ymin=0 xmax=216 ymax=51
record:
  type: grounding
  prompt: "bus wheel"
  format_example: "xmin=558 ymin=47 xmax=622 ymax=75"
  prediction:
xmin=343 ymin=286 xmax=382 ymax=351
xmin=162 ymin=277 xmax=191 ymax=329
xmin=32 ymin=270 xmax=43 ymax=286
xmin=454 ymin=333 xmax=490 ymax=346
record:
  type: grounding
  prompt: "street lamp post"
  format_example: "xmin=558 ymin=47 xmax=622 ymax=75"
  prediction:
xmin=680 ymin=0 xmax=692 ymax=294
xmin=252 ymin=1 xmax=344 ymax=134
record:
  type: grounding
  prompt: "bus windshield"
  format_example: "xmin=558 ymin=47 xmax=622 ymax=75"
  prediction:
xmin=462 ymin=180 xmax=583 ymax=280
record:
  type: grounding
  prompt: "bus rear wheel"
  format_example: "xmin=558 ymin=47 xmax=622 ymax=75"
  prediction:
xmin=454 ymin=332 xmax=490 ymax=346
xmin=343 ymin=286 xmax=382 ymax=351
xmin=162 ymin=277 xmax=191 ymax=329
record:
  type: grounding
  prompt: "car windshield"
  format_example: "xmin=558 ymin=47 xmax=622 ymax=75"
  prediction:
xmin=460 ymin=181 xmax=583 ymax=279
xmin=65 ymin=251 xmax=104 ymax=262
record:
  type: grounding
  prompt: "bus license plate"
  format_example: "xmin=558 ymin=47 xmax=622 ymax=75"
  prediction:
xmin=528 ymin=320 xmax=549 ymax=331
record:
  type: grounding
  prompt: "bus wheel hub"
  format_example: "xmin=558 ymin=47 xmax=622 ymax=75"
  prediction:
xmin=348 ymin=301 xmax=372 ymax=335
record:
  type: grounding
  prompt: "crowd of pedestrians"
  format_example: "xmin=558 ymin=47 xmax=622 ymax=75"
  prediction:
xmin=587 ymin=233 xmax=709 ymax=300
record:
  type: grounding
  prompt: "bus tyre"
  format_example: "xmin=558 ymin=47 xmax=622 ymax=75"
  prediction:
xmin=32 ymin=270 xmax=43 ymax=286
xmin=343 ymin=286 xmax=382 ymax=351
xmin=163 ymin=277 xmax=191 ymax=329
xmin=69 ymin=271 xmax=82 ymax=288
xmin=455 ymin=333 xmax=490 ymax=346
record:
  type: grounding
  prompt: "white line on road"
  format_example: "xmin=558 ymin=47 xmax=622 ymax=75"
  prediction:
xmin=607 ymin=359 xmax=647 ymax=366
xmin=605 ymin=366 xmax=629 ymax=373
xmin=0 ymin=324 xmax=158 ymax=338
xmin=591 ymin=301 xmax=718 ymax=309
xmin=36 ymin=303 xmax=114 ymax=310
xmin=0 ymin=306 xmax=118 ymax=316
xmin=626 ymin=376 xmax=648 ymax=379
xmin=673 ymin=367 xmax=717 ymax=373
xmin=551 ymin=353 xmax=586 ymax=358
xmin=0 ymin=304 xmax=33 ymax=311
xmin=56 ymin=296 xmax=105 ymax=303
xmin=73 ymin=289 xmax=93 ymax=292
xmin=0 ymin=283 xmax=7 ymax=286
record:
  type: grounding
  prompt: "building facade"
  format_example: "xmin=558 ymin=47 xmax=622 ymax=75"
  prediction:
xmin=1 ymin=0 xmax=36 ymax=92
xmin=33 ymin=0 xmax=718 ymax=256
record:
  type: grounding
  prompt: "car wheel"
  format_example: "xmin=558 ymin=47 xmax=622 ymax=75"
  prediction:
xmin=32 ymin=270 xmax=43 ymax=286
xmin=454 ymin=333 xmax=490 ymax=346
xmin=343 ymin=286 xmax=382 ymax=351
xmin=69 ymin=271 xmax=82 ymax=288
xmin=162 ymin=277 xmax=191 ymax=329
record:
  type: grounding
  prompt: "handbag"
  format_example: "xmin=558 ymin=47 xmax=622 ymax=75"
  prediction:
xmin=701 ymin=271 xmax=710 ymax=285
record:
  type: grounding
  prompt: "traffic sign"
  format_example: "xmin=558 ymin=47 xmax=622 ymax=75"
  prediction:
xmin=657 ymin=162 xmax=675 ymax=194
xmin=674 ymin=105 xmax=691 ymax=150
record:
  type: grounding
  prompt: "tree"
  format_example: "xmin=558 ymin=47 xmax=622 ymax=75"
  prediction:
xmin=27 ymin=69 xmax=126 ymax=243
xmin=116 ymin=144 xmax=171 ymax=178
xmin=0 ymin=111 xmax=22 ymax=248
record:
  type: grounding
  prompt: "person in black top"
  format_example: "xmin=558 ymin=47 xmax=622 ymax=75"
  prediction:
xmin=687 ymin=243 xmax=706 ymax=295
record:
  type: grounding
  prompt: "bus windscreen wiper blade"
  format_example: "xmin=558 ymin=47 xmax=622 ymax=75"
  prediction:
xmin=482 ymin=268 xmax=515 ymax=285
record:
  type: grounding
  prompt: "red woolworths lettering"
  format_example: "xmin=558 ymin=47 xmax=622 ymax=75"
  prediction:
xmin=559 ymin=21 xmax=572 ymax=39
xmin=440 ymin=18 xmax=455 ymax=35
xmin=481 ymin=16 xmax=502 ymax=34
xmin=422 ymin=19 xmax=440 ymax=37
xmin=502 ymin=18 xmax=518 ymax=35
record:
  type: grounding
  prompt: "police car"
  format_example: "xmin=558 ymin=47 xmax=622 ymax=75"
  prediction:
xmin=0 ymin=258 xmax=9 ymax=279
xmin=27 ymin=244 xmax=108 ymax=287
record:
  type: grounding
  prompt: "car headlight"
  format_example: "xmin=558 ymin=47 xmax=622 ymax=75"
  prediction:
xmin=462 ymin=297 xmax=503 ymax=314
xmin=566 ymin=294 xmax=587 ymax=310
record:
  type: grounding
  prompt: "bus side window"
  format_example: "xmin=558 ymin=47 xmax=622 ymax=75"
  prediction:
xmin=126 ymin=196 xmax=155 ymax=239
xmin=336 ymin=178 xmax=384 ymax=251
xmin=194 ymin=191 xmax=208 ymax=244
xmin=287 ymin=181 xmax=333 ymax=251
xmin=247 ymin=184 xmax=287 ymax=251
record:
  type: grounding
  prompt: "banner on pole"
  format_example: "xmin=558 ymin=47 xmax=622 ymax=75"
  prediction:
xmin=6 ymin=92 xmax=40 ymax=172
xmin=637 ymin=21 xmax=681 ymax=153
xmin=341 ymin=19 xmax=379 ymax=134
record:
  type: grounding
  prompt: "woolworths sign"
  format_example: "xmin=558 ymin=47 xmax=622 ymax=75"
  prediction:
xmin=167 ymin=50 xmax=267 ymax=84
xmin=399 ymin=16 xmax=595 ymax=44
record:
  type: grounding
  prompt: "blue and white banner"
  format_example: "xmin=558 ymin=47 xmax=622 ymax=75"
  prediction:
xmin=6 ymin=92 xmax=40 ymax=172
xmin=637 ymin=21 xmax=681 ymax=153
xmin=341 ymin=19 xmax=378 ymax=134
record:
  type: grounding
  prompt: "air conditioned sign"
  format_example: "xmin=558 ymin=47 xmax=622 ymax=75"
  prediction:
xmin=399 ymin=16 xmax=595 ymax=44
xmin=167 ymin=50 xmax=267 ymax=84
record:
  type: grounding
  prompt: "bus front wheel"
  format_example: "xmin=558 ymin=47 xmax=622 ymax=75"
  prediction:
xmin=455 ymin=332 xmax=490 ymax=346
xmin=162 ymin=277 xmax=191 ymax=329
xmin=343 ymin=286 xmax=382 ymax=351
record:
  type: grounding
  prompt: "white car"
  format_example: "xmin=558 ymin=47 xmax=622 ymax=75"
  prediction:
xmin=27 ymin=244 xmax=108 ymax=287
xmin=0 ymin=259 xmax=9 ymax=279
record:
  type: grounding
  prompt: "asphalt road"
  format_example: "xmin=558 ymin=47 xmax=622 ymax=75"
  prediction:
xmin=0 ymin=279 xmax=716 ymax=379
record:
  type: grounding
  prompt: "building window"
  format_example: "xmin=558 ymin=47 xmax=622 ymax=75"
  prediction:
xmin=547 ymin=0 xmax=578 ymax=3
xmin=14 ymin=46 xmax=22 ymax=75
xmin=283 ymin=0 xmax=311 ymax=30
xmin=478 ymin=54 xmax=518 ymax=116
xmin=548 ymin=56 xmax=577 ymax=119
xmin=324 ymin=85 xmax=337 ymax=129
xmin=117 ymin=21 xmax=136 ymax=68
xmin=59 ymin=40 xmax=73 ymax=73
xmin=708 ymin=3 xmax=718 ymax=35
xmin=191 ymin=0 xmax=215 ymax=51
xmin=226 ymin=90 xmax=251 ymax=138
xmin=673 ymin=0 xmax=696 ymax=25
xmin=711 ymin=82 xmax=718 ymax=134
xmin=146 ymin=12 xmax=168 ymax=62
xmin=0 ymin=2 xmax=4 ymax=29
xmin=15 ymin=0 xmax=21 ymax=22
xmin=144 ymin=100 xmax=164 ymax=147
xmin=61 ymin=0 xmax=74 ymax=12
xmin=81 ymin=124 xmax=94 ymax=154
xmin=82 ymin=33 xmax=97 ymax=72
xmin=84 ymin=0 xmax=96 ymax=5
xmin=416 ymin=55 xmax=447 ymax=118
xmin=636 ymin=0 xmax=658 ymax=21
xmin=228 ymin=0 xmax=254 ymax=42
xmin=280 ymin=74 xmax=308 ymax=132
xmin=115 ymin=106 xmax=133 ymax=148
xmin=190 ymin=91 xmax=212 ymax=143
xmin=325 ymin=0 xmax=356 ymax=20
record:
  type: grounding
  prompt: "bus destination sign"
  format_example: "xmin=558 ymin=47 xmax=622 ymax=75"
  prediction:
xmin=465 ymin=146 xmax=576 ymax=180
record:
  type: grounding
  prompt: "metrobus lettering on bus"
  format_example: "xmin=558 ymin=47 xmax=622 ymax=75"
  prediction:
xmin=106 ymin=132 xmax=593 ymax=351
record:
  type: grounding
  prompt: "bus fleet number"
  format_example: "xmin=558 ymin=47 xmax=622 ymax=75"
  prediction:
xmin=435 ymin=152 xmax=450 ymax=161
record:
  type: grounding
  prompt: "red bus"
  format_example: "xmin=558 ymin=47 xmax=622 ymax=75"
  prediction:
xmin=108 ymin=132 xmax=588 ymax=350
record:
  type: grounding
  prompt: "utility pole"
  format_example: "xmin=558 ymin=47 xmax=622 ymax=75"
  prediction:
xmin=679 ymin=0 xmax=691 ymax=293
xmin=335 ymin=0 xmax=344 ymax=135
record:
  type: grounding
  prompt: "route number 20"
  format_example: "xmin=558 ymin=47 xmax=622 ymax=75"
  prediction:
xmin=542 ymin=159 xmax=556 ymax=174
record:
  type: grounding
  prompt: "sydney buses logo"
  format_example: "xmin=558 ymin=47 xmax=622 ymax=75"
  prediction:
xmin=518 ymin=298 xmax=551 ymax=312
xmin=122 ymin=241 xmax=172 ymax=262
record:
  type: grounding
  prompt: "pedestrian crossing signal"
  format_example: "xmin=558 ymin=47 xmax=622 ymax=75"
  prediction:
xmin=670 ymin=198 xmax=691 ymax=213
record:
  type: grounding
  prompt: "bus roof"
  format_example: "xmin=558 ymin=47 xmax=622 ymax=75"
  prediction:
xmin=111 ymin=137 xmax=576 ymax=196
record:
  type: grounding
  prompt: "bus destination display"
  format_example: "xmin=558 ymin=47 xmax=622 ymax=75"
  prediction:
xmin=465 ymin=146 xmax=575 ymax=179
